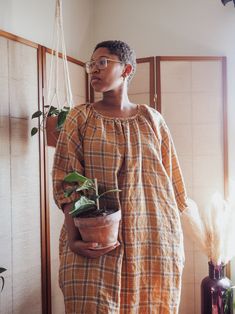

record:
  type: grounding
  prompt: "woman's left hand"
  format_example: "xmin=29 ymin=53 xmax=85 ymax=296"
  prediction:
xmin=71 ymin=240 xmax=120 ymax=258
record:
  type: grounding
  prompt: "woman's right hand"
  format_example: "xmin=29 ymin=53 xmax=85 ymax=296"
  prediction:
xmin=63 ymin=203 xmax=120 ymax=258
xmin=68 ymin=240 xmax=120 ymax=258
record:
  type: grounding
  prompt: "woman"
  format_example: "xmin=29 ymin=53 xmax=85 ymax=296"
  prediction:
xmin=53 ymin=40 xmax=187 ymax=314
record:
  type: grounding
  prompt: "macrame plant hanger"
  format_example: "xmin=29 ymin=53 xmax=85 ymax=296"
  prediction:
xmin=45 ymin=0 xmax=73 ymax=146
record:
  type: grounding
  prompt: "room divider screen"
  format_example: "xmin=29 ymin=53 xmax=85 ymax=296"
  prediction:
xmin=0 ymin=31 xmax=42 ymax=314
xmin=0 ymin=29 xmax=228 ymax=314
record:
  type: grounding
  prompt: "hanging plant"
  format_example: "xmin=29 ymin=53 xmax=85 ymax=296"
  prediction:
xmin=31 ymin=105 xmax=70 ymax=147
xmin=30 ymin=0 xmax=73 ymax=147
xmin=31 ymin=105 xmax=70 ymax=136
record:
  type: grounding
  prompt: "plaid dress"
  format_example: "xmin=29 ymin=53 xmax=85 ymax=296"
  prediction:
xmin=52 ymin=103 xmax=187 ymax=314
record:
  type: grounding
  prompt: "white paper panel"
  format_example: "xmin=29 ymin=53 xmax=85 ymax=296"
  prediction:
xmin=0 ymin=37 xmax=42 ymax=314
xmin=48 ymin=147 xmax=65 ymax=314
xmin=128 ymin=62 xmax=150 ymax=94
xmin=0 ymin=37 xmax=8 ymax=77
xmin=161 ymin=61 xmax=191 ymax=93
xmin=45 ymin=52 xmax=87 ymax=314
xmin=160 ymin=60 xmax=224 ymax=314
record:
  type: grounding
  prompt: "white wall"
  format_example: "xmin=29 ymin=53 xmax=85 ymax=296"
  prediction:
xmin=0 ymin=0 xmax=94 ymax=60
xmin=92 ymin=0 xmax=235 ymax=199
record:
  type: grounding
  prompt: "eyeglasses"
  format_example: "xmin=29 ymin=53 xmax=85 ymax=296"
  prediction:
xmin=85 ymin=57 xmax=123 ymax=74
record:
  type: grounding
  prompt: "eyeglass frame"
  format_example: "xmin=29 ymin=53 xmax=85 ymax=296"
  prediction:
xmin=84 ymin=57 xmax=124 ymax=74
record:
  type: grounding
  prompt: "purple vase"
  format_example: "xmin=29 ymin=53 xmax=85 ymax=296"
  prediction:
xmin=201 ymin=262 xmax=233 ymax=314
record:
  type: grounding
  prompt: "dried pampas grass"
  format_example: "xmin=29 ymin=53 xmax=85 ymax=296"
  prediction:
xmin=182 ymin=193 xmax=235 ymax=265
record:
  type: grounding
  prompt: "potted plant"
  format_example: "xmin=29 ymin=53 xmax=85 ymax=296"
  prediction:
xmin=0 ymin=267 xmax=6 ymax=292
xmin=64 ymin=171 xmax=122 ymax=248
xmin=31 ymin=105 xmax=70 ymax=147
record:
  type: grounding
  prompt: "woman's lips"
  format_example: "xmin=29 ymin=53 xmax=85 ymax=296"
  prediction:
xmin=91 ymin=76 xmax=101 ymax=83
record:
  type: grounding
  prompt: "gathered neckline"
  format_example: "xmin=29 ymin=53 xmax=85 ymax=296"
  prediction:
xmin=90 ymin=103 xmax=141 ymax=121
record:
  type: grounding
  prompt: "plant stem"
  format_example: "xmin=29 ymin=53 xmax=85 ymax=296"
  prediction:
xmin=94 ymin=178 xmax=99 ymax=210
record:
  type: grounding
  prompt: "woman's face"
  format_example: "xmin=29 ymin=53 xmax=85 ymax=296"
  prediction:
xmin=89 ymin=47 xmax=125 ymax=93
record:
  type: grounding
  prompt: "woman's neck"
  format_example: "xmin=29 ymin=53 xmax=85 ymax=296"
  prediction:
xmin=102 ymin=93 xmax=131 ymax=110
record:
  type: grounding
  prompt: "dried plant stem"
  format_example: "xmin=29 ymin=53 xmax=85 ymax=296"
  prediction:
xmin=94 ymin=178 xmax=100 ymax=210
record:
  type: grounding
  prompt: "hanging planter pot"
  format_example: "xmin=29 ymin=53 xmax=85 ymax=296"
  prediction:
xmin=45 ymin=116 xmax=60 ymax=147
xmin=31 ymin=105 xmax=70 ymax=147
xmin=30 ymin=0 xmax=73 ymax=146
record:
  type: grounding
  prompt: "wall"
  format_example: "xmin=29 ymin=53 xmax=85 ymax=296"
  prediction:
xmin=0 ymin=0 xmax=94 ymax=60
xmin=92 ymin=0 xmax=235 ymax=192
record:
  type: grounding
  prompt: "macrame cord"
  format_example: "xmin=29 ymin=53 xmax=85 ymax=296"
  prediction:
xmin=46 ymin=0 xmax=73 ymax=117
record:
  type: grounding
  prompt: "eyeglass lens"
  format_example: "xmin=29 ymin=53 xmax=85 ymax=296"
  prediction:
xmin=86 ymin=58 xmax=107 ymax=73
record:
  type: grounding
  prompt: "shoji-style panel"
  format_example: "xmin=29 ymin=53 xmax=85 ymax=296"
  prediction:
xmin=0 ymin=35 xmax=42 ymax=313
xmin=45 ymin=51 xmax=87 ymax=314
xmin=158 ymin=57 xmax=227 ymax=314
xmin=129 ymin=57 xmax=155 ymax=107
xmin=90 ymin=57 xmax=155 ymax=107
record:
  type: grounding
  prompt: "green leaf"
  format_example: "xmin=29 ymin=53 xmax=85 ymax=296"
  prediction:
xmin=64 ymin=188 xmax=76 ymax=197
xmin=0 ymin=268 xmax=6 ymax=292
xmin=64 ymin=172 xmax=89 ymax=184
xmin=76 ymin=179 xmax=95 ymax=192
xmin=56 ymin=110 xmax=68 ymax=129
xmin=0 ymin=276 xmax=5 ymax=292
xmin=31 ymin=127 xmax=38 ymax=136
xmin=0 ymin=268 xmax=6 ymax=274
xmin=98 ymin=189 xmax=122 ymax=199
xmin=48 ymin=106 xmax=59 ymax=116
xmin=69 ymin=196 xmax=96 ymax=217
xmin=31 ymin=110 xmax=43 ymax=119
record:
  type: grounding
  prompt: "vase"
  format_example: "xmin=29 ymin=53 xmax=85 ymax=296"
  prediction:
xmin=201 ymin=261 xmax=233 ymax=314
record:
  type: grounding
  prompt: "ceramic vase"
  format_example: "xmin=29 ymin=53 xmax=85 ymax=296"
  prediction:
xmin=201 ymin=261 xmax=233 ymax=314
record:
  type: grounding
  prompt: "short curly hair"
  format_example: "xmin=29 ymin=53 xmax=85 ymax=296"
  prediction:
xmin=93 ymin=40 xmax=136 ymax=84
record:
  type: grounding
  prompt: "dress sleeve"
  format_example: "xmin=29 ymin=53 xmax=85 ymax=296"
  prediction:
xmin=52 ymin=107 xmax=84 ymax=210
xmin=160 ymin=119 xmax=188 ymax=213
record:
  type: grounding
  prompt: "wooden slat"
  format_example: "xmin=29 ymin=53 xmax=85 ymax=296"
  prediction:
xmin=45 ymin=47 xmax=84 ymax=66
xmin=0 ymin=29 xmax=38 ymax=48
xmin=39 ymin=45 xmax=52 ymax=314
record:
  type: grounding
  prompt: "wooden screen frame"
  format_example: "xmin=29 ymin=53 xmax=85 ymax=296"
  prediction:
xmin=89 ymin=56 xmax=155 ymax=107
xmin=0 ymin=27 xmax=229 ymax=308
xmin=0 ymin=28 xmax=89 ymax=314
xmin=156 ymin=56 xmax=229 ymax=276
xmin=42 ymin=47 xmax=88 ymax=314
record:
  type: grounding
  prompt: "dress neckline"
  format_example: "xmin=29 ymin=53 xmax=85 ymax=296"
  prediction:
xmin=90 ymin=103 xmax=141 ymax=121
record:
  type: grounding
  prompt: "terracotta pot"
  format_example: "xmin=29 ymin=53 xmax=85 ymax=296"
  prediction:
xmin=45 ymin=116 xmax=60 ymax=147
xmin=74 ymin=209 xmax=121 ymax=248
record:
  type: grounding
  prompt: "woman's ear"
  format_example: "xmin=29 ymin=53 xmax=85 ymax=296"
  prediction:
xmin=122 ymin=64 xmax=132 ymax=79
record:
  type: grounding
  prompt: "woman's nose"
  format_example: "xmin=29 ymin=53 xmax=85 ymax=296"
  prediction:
xmin=91 ymin=65 xmax=100 ymax=74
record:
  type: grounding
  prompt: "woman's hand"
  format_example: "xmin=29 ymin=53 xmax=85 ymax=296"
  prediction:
xmin=69 ymin=240 xmax=120 ymax=258
xmin=63 ymin=202 xmax=120 ymax=258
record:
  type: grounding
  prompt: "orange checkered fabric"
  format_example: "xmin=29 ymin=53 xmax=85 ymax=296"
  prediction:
xmin=52 ymin=103 xmax=187 ymax=314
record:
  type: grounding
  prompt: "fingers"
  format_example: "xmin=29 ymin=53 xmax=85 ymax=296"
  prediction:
xmin=80 ymin=242 xmax=120 ymax=259
xmin=70 ymin=240 xmax=120 ymax=258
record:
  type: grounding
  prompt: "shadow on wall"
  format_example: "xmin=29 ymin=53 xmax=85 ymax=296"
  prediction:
xmin=0 ymin=116 xmax=32 ymax=155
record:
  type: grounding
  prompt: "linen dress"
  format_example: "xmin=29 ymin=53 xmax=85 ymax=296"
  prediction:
xmin=52 ymin=103 xmax=187 ymax=314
